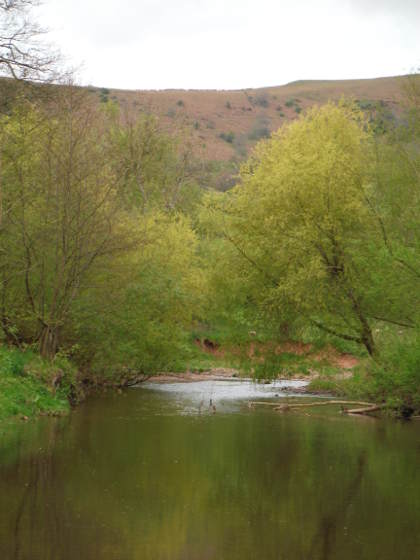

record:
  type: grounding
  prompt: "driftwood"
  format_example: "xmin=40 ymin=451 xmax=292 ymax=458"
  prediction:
xmin=248 ymin=399 xmax=383 ymax=416
xmin=345 ymin=404 xmax=385 ymax=415
xmin=247 ymin=401 xmax=282 ymax=407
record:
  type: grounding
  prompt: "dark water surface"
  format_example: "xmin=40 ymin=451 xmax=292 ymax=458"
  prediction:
xmin=0 ymin=380 xmax=420 ymax=560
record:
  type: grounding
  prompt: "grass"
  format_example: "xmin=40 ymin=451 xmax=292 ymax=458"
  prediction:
xmin=0 ymin=346 xmax=76 ymax=423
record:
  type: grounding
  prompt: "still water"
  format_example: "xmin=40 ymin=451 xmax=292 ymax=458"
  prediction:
xmin=0 ymin=379 xmax=419 ymax=560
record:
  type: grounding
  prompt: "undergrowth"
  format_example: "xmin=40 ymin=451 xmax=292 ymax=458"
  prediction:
xmin=0 ymin=346 xmax=79 ymax=422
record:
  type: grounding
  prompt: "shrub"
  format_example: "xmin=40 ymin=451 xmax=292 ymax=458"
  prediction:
xmin=177 ymin=99 xmax=185 ymax=107
xmin=248 ymin=126 xmax=270 ymax=140
xmin=220 ymin=131 xmax=235 ymax=143
xmin=254 ymin=94 xmax=270 ymax=108
xmin=313 ymin=334 xmax=420 ymax=416
xmin=225 ymin=101 xmax=232 ymax=109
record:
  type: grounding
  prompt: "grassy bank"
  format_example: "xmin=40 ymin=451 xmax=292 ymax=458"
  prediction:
xmin=2 ymin=330 xmax=419 ymax=422
xmin=0 ymin=346 xmax=79 ymax=422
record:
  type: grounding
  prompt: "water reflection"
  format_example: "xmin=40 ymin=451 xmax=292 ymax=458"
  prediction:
xmin=0 ymin=382 xmax=419 ymax=559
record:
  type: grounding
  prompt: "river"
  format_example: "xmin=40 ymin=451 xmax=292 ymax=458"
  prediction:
xmin=0 ymin=379 xmax=419 ymax=559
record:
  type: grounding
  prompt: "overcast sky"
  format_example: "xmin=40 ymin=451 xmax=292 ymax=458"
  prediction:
xmin=37 ymin=0 xmax=419 ymax=90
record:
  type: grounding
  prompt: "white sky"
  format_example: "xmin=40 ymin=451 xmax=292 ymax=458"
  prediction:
xmin=37 ymin=0 xmax=420 ymax=90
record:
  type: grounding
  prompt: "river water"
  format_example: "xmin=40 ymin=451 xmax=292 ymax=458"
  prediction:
xmin=0 ymin=379 xmax=419 ymax=560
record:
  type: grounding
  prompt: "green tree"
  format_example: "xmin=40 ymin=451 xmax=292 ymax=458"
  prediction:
xmin=208 ymin=102 xmax=417 ymax=355
xmin=109 ymin=112 xmax=200 ymax=213
xmin=72 ymin=212 xmax=204 ymax=377
xmin=0 ymin=88 xmax=126 ymax=357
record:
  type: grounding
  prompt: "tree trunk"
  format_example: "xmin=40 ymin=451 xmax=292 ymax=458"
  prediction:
xmin=361 ymin=322 xmax=376 ymax=356
xmin=39 ymin=325 xmax=59 ymax=360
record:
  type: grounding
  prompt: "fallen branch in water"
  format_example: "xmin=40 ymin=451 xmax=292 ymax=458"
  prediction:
xmin=345 ymin=404 xmax=386 ymax=415
xmin=247 ymin=401 xmax=282 ymax=407
xmin=248 ymin=399 xmax=383 ymax=416
xmin=276 ymin=400 xmax=384 ymax=416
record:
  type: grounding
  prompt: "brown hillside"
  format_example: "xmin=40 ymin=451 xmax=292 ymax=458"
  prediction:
xmin=92 ymin=75 xmax=408 ymax=162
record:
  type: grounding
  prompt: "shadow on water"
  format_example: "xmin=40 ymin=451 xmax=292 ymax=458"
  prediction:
xmin=0 ymin=380 xmax=419 ymax=560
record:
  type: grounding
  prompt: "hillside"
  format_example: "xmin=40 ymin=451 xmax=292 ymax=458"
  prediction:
xmin=90 ymin=75 xmax=408 ymax=163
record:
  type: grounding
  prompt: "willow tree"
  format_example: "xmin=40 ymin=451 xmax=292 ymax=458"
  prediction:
xmin=0 ymin=88 xmax=126 ymax=358
xmin=214 ymin=102 xmax=416 ymax=356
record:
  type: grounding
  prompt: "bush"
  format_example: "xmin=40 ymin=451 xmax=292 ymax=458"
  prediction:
xmin=248 ymin=126 xmax=270 ymax=140
xmin=220 ymin=131 xmax=235 ymax=144
xmin=314 ymin=334 xmax=420 ymax=416
xmin=254 ymin=94 xmax=270 ymax=108
xmin=177 ymin=99 xmax=184 ymax=107
xmin=225 ymin=101 xmax=232 ymax=109
xmin=372 ymin=335 xmax=420 ymax=412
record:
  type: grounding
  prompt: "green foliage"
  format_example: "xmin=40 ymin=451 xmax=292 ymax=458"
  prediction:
xmin=0 ymin=90 xmax=127 ymax=358
xmin=202 ymin=101 xmax=419 ymax=361
xmin=0 ymin=346 xmax=72 ymax=421
xmin=0 ymin=78 xmax=419 ymax=419
xmin=0 ymin=87 xmax=206 ymax=405
xmin=72 ymin=212 xmax=204 ymax=377
xmin=109 ymin=111 xmax=201 ymax=213
xmin=176 ymin=99 xmax=184 ymax=107
xmin=310 ymin=333 xmax=420 ymax=414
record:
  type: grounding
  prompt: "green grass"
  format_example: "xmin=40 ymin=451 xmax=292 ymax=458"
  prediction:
xmin=0 ymin=346 xmax=75 ymax=423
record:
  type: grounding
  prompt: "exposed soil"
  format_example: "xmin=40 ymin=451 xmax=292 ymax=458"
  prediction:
xmin=147 ymin=368 xmax=239 ymax=383
xmin=195 ymin=338 xmax=359 ymax=369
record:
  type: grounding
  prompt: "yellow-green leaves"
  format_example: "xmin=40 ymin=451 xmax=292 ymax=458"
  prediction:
xmin=208 ymin=102 xmax=400 ymax=354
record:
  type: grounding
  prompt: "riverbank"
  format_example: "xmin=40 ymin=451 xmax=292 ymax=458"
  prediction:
xmin=1 ymin=335 xmax=419 ymax=423
xmin=0 ymin=347 xmax=81 ymax=423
